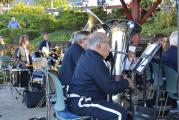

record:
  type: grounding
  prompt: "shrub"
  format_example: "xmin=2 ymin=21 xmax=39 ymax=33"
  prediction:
xmin=0 ymin=28 xmax=20 ymax=43
xmin=58 ymin=10 xmax=88 ymax=30
xmin=10 ymin=3 xmax=45 ymax=14
xmin=17 ymin=29 xmax=41 ymax=40
xmin=0 ymin=28 xmax=41 ymax=43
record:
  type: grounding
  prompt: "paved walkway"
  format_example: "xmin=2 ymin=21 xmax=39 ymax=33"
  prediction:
xmin=0 ymin=84 xmax=55 ymax=120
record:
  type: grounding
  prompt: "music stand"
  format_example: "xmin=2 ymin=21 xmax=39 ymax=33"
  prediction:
xmin=130 ymin=43 xmax=161 ymax=74
xmin=130 ymin=43 xmax=162 ymax=119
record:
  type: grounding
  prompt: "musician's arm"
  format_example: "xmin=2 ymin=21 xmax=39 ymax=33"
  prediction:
xmin=91 ymin=61 xmax=129 ymax=94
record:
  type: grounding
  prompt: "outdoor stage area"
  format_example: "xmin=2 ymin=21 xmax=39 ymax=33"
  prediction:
xmin=0 ymin=84 xmax=55 ymax=120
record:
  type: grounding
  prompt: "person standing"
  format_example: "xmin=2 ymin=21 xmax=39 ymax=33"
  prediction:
xmin=8 ymin=17 xmax=20 ymax=29
xmin=38 ymin=32 xmax=51 ymax=56
xmin=16 ymin=35 xmax=32 ymax=87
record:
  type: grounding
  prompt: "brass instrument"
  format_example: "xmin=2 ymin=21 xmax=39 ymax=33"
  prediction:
xmin=83 ymin=9 xmax=104 ymax=31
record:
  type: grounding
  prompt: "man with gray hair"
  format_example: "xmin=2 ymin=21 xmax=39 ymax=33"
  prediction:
xmin=68 ymin=32 xmax=129 ymax=120
xmin=60 ymin=31 xmax=90 ymax=85
xmin=162 ymin=31 xmax=178 ymax=72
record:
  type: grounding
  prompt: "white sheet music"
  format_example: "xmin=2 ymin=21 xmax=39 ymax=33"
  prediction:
xmin=136 ymin=58 xmax=149 ymax=73
xmin=144 ymin=43 xmax=158 ymax=55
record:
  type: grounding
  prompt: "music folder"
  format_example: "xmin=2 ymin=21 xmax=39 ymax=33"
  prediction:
xmin=130 ymin=43 xmax=161 ymax=74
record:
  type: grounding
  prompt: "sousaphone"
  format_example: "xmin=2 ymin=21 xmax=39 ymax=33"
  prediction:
xmin=84 ymin=9 xmax=142 ymax=79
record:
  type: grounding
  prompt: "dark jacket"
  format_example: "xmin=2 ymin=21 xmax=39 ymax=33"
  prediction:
xmin=60 ymin=43 xmax=84 ymax=85
xmin=162 ymin=46 xmax=177 ymax=72
xmin=68 ymin=50 xmax=129 ymax=100
xmin=38 ymin=40 xmax=51 ymax=51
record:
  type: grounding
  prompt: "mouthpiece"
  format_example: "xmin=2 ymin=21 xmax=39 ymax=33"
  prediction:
xmin=110 ymin=49 xmax=128 ymax=55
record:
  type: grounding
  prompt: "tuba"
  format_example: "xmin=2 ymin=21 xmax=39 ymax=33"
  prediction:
xmin=104 ymin=19 xmax=141 ymax=80
xmin=84 ymin=9 xmax=142 ymax=79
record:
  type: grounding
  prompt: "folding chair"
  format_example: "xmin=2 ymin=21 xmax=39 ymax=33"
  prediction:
xmin=0 ymin=55 xmax=11 ymax=84
xmin=162 ymin=65 xmax=179 ymax=117
xmin=48 ymin=72 xmax=90 ymax=120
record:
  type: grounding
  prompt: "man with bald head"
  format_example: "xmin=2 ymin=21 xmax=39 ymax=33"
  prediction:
xmin=68 ymin=32 xmax=129 ymax=120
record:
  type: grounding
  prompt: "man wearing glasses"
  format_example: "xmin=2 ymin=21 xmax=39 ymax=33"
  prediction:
xmin=68 ymin=32 xmax=129 ymax=120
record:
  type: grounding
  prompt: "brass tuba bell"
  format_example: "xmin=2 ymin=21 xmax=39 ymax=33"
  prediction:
xmin=83 ymin=9 xmax=104 ymax=32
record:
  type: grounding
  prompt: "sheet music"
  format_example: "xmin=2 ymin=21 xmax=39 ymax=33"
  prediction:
xmin=136 ymin=58 xmax=149 ymax=73
xmin=144 ymin=43 xmax=158 ymax=55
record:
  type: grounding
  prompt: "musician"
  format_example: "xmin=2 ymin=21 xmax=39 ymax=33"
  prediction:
xmin=60 ymin=31 xmax=90 ymax=85
xmin=150 ymin=33 xmax=169 ymax=52
xmin=162 ymin=31 xmax=178 ymax=72
xmin=17 ymin=35 xmax=32 ymax=68
xmin=16 ymin=35 xmax=32 ymax=87
xmin=38 ymin=32 xmax=51 ymax=55
xmin=67 ymin=32 xmax=129 ymax=120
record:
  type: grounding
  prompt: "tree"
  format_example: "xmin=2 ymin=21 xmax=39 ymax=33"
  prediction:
xmin=38 ymin=0 xmax=69 ymax=8
xmin=120 ymin=0 xmax=164 ymax=45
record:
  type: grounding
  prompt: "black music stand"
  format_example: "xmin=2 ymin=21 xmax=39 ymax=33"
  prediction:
xmin=131 ymin=43 xmax=161 ymax=74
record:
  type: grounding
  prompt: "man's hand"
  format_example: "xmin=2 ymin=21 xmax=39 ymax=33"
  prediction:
xmin=128 ymin=51 xmax=136 ymax=64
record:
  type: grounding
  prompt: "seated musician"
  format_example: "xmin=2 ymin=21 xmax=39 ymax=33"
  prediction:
xmin=67 ymin=32 xmax=130 ymax=120
xmin=149 ymin=33 xmax=169 ymax=52
xmin=16 ymin=35 xmax=32 ymax=87
xmin=59 ymin=31 xmax=90 ymax=86
xmin=162 ymin=31 xmax=178 ymax=72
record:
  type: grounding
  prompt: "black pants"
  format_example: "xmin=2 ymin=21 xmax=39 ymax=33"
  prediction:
xmin=19 ymin=71 xmax=30 ymax=87
xmin=68 ymin=97 xmax=127 ymax=120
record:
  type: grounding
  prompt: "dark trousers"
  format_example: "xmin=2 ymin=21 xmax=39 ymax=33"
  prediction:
xmin=68 ymin=97 xmax=127 ymax=120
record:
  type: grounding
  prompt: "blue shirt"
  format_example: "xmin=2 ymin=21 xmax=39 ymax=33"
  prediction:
xmin=8 ymin=21 xmax=20 ymax=28
xmin=68 ymin=50 xmax=129 ymax=100
xmin=60 ymin=43 xmax=84 ymax=85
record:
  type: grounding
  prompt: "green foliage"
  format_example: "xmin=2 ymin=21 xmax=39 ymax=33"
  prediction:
xmin=110 ymin=8 xmax=129 ymax=19
xmin=10 ymin=3 xmax=45 ymax=14
xmin=141 ymin=21 xmax=177 ymax=36
xmin=154 ymin=8 xmax=177 ymax=28
xmin=58 ymin=7 xmax=108 ymax=31
xmin=17 ymin=29 xmax=41 ymax=40
xmin=92 ymin=7 xmax=108 ymax=21
xmin=0 ymin=28 xmax=41 ymax=43
xmin=38 ymin=0 xmax=69 ymax=9
xmin=0 ymin=28 xmax=20 ymax=43
xmin=58 ymin=9 xmax=88 ymax=30
xmin=0 ymin=4 xmax=59 ymax=32
xmin=142 ymin=5 xmax=177 ymax=36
